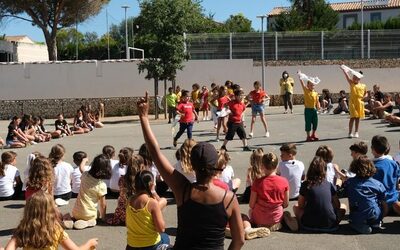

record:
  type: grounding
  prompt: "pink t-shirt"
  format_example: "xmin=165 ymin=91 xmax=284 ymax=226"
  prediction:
xmin=251 ymin=175 xmax=288 ymax=226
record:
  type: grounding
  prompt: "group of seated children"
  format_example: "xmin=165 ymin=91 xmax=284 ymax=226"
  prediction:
xmin=1 ymin=135 xmax=399 ymax=249
xmin=2 ymin=104 xmax=104 ymax=149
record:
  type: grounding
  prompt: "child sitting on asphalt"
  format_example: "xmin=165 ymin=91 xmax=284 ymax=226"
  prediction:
xmin=345 ymin=155 xmax=388 ymax=234
xmin=242 ymin=148 xmax=265 ymax=203
xmin=371 ymin=135 xmax=400 ymax=215
xmin=218 ymin=149 xmax=241 ymax=192
xmin=71 ymin=151 xmax=90 ymax=198
xmin=315 ymin=145 xmax=347 ymax=187
xmin=249 ymin=152 xmax=298 ymax=232
xmin=277 ymin=143 xmax=305 ymax=200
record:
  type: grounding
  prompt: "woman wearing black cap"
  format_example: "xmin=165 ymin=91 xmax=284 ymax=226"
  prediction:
xmin=137 ymin=92 xmax=245 ymax=250
xmin=279 ymin=71 xmax=295 ymax=114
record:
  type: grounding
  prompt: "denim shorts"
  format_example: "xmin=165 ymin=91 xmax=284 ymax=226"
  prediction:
xmin=251 ymin=104 xmax=264 ymax=115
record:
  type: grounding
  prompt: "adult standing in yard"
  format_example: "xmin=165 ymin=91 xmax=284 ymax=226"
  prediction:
xmin=280 ymin=71 xmax=295 ymax=114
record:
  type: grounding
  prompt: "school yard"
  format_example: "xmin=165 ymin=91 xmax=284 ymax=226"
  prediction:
xmin=0 ymin=104 xmax=399 ymax=250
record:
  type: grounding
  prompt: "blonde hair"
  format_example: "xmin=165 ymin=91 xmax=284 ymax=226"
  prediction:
xmin=262 ymin=152 xmax=279 ymax=171
xmin=179 ymin=139 xmax=197 ymax=174
xmin=27 ymin=157 xmax=54 ymax=192
xmin=13 ymin=191 xmax=62 ymax=248
xmin=217 ymin=149 xmax=230 ymax=169
xmin=249 ymin=148 xmax=264 ymax=181
xmin=0 ymin=151 xmax=17 ymax=176
xmin=48 ymin=144 xmax=65 ymax=167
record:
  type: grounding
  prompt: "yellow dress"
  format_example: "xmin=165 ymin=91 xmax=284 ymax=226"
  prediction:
xmin=349 ymin=83 xmax=366 ymax=118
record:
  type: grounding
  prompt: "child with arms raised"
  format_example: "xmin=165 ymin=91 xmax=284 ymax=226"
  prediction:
xmin=250 ymin=152 xmax=298 ymax=232
xmin=345 ymin=156 xmax=388 ymax=234
xmin=5 ymin=191 xmax=98 ymax=250
xmin=277 ymin=143 xmax=305 ymax=200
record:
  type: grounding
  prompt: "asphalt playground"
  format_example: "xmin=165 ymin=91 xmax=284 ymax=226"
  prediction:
xmin=0 ymin=105 xmax=399 ymax=250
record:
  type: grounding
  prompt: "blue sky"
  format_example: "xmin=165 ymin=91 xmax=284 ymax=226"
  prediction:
xmin=0 ymin=0 xmax=346 ymax=42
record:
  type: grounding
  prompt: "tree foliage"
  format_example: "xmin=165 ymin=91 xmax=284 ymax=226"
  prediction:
xmin=224 ymin=13 xmax=253 ymax=32
xmin=0 ymin=0 xmax=109 ymax=60
xmin=273 ymin=0 xmax=338 ymax=31
xmin=347 ymin=17 xmax=400 ymax=30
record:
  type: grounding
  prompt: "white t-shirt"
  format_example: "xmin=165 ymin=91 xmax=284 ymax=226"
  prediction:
xmin=71 ymin=164 xmax=90 ymax=194
xmin=53 ymin=161 xmax=74 ymax=196
xmin=0 ymin=164 xmax=20 ymax=197
xmin=220 ymin=165 xmax=234 ymax=183
xmin=326 ymin=162 xmax=336 ymax=186
xmin=22 ymin=153 xmax=36 ymax=191
xmin=110 ymin=163 xmax=126 ymax=191
xmin=104 ymin=159 xmax=119 ymax=188
xmin=174 ymin=161 xmax=196 ymax=183
xmin=277 ymin=160 xmax=304 ymax=199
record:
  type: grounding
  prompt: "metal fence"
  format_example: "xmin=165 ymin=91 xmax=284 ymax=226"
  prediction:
xmin=185 ymin=29 xmax=400 ymax=61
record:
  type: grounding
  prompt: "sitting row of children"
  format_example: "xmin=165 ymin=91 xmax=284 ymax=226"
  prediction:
xmin=3 ymin=105 xmax=104 ymax=148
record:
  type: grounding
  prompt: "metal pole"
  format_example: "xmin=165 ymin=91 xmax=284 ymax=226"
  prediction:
xmin=367 ymin=29 xmax=370 ymax=59
xmin=106 ymin=9 xmax=110 ymax=60
xmin=229 ymin=33 xmax=233 ymax=60
xmin=361 ymin=0 xmax=364 ymax=59
xmin=75 ymin=18 xmax=79 ymax=60
xmin=275 ymin=31 xmax=278 ymax=61
xmin=132 ymin=20 xmax=135 ymax=59
xmin=122 ymin=5 xmax=130 ymax=59
xmin=321 ymin=31 xmax=324 ymax=60
xmin=261 ymin=18 xmax=265 ymax=90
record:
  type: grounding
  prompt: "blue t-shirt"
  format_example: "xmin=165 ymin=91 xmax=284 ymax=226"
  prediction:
xmin=372 ymin=157 xmax=400 ymax=205
xmin=345 ymin=177 xmax=386 ymax=224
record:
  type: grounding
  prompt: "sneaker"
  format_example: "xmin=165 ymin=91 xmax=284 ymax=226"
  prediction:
xmin=265 ymin=131 xmax=270 ymax=138
xmin=220 ymin=145 xmax=227 ymax=151
xmin=30 ymin=141 xmax=37 ymax=145
xmin=173 ymin=139 xmax=177 ymax=147
xmin=306 ymin=136 xmax=313 ymax=142
xmin=340 ymin=111 xmax=346 ymax=115
xmin=249 ymin=132 xmax=253 ymax=138
xmin=243 ymin=146 xmax=251 ymax=152
xmin=55 ymin=198 xmax=69 ymax=206
xmin=244 ymin=227 xmax=270 ymax=240
xmin=215 ymin=137 xmax=220 ymax=142
xmin=284 ymin=110 xmax=288 ymax=114
xmin=283 ymin=211 xmax=298 ymax=232
xmin=268 ymin=223 xmax=282 ymax=232
xmin=354 ymin=132 xmax=359 ymax=138
xmin=74 ymin=219 xmax=97 ymax=230
xmin=63 ymin=220 xmax=74 ymax=229
xmin=348 ymin=133 xmax=354 ymax=138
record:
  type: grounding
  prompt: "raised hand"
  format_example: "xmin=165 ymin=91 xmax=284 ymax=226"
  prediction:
xmin=137 ymin=92 xmax=150 ymax=117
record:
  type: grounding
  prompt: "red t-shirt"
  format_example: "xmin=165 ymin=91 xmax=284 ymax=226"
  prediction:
xmin=213 ymin=178 xmax=229 ymax=191
xmin=228 ymin=101 xmax=246 ymax=123
xmin=177 ymin=102 xmax=195 ymax=123
xmin=249 ymin=90 xmax=266 ymax=104
xmin=217 ymin=96 xmax=230 ymax=110
xmin=251 ymin=175 xmax=288 ymax=205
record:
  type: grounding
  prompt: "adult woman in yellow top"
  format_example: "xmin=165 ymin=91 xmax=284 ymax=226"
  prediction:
xmin=279 ymin=71 xmax=295 ymax=114
xmin=340 ymin=67 xmax=367 ymax=138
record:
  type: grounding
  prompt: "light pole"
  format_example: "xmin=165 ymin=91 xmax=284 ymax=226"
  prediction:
xmin=361 ymin=0 xmax=364 ymax=59
xmin=122 ymin=5 xmax=130 ymax=59
xmin=257 ymin=15 xmax=267 ymax=91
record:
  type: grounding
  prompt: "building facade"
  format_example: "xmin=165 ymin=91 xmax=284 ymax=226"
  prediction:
xmin=0 ymin=35 xmax=48 ymax=62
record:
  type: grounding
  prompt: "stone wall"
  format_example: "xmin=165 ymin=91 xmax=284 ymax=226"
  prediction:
xmin=0 ymin=97 xmax=156 ymax=120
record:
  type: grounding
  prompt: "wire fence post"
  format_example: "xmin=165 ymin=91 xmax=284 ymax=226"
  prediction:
xmin=367 ymin=29 xmax=371 ymax=59
xmin=275 ymin=31 xmax=278 ymax=61
xmin=321 ymin=31 xmax=325 ymax=60
xmin=229 ymin=33 xmax=233 ymax=60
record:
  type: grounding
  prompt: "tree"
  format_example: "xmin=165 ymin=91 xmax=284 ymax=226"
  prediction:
xmin=0 ymin=0 xmax=109 ymax=60
xmin=273 ymin=0 xmax=338 ymax=31
xmin=137 ymin=0 xmax=203 ymax=119
xmin=224 ymin=13 xmax=254 ymax=32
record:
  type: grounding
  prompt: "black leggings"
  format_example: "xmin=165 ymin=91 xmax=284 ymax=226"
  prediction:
xmin=283 ymin=92 xmax=293 ymax=111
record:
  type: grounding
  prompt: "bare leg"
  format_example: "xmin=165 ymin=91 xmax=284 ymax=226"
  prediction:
xmin=393 ymin=201 xmax=400 ymax=216
xmin=349 ymin=118 xmax=355 ymax=134
xmin=354 ymin=118 xmax=360 ymax=133
xmin=259 ymin=114 xmax=268 ymax=132
xmin=293 ymin=204 xmax=304 ymax=223
xmin=250 ymin=115 xmax=256 ymax=134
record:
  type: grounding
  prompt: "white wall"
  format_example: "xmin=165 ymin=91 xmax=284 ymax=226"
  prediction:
xmin=0 ymin=59 xmax=398 ymax=101
xmin=15 ymin=43 xmax=49 ymax=62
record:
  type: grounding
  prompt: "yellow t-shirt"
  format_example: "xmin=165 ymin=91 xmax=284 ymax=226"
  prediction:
xmin=72 ymin=171 xmax=107 ymax=221
xmin=176 ymin=91 xmax=182 ymax=102
xmin=280 ymin=77 xmax=295 ymax=95
xmin=191 ymin=90 xmax=201 ymax=108
xmin=126 ymin=199 xmax=161 ymax=247
xmin=302 ymin=85 xmax=318 ymax=109
xmin=23 ymin=227 xmax=68 ymax=250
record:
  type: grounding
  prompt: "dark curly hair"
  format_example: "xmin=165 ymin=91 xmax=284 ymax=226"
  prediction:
xmin=306 ymin=156 xmax=326 ymax=188
xmin=349 ymin=155 xmax=376 ymax=179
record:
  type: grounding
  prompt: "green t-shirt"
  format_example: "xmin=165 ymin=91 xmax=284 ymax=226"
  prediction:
xmin=166 ymin=93 xmax=177 ymax=107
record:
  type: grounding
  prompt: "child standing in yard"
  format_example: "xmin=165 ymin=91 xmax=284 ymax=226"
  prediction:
xmin=248 ymin=81 xmax=270 ymax=138
xmin=221 ymin=90 xmax=251 ymax=151
xmin=345 ymin=156 xmax=388 ymax=234
xmin=341 ymin=66 xmax=367 ymax=138
xmin=173 ymin=90 xmax=198 ymax=148
xmin=166 ymin=87 xmax=177 ymax=124
xmin=298 ymin=71 xmax=320 ymax=141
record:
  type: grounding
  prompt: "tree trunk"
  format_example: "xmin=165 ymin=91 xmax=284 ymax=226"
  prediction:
xmin=172 ymin=79 xmax=176 ymax=91
xmin=44 ymin=33 xmax=58 ymax=61
xmin=164 ymin=79 xmax=167 ymax=119
xmin=154 ymin=78 xmax=159 ymax=119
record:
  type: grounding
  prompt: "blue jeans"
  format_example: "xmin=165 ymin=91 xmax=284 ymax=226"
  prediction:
xmin=174 ymin=122 xmax=193 ymax=141
xmin=126 ymin=233 xmax=170 ymax=250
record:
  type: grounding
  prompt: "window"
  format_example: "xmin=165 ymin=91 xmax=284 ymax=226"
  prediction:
xmin=370 ymin=12 xmax=382 ymax=22
xmin=343 ymin=14 xmax=358 ymax=29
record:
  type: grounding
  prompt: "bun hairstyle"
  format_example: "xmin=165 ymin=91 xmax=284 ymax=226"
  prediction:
xmin=134 ymin=170 xmax=155 ymax=197
xmin=262 ymin=152 xmax=278 ymax=171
